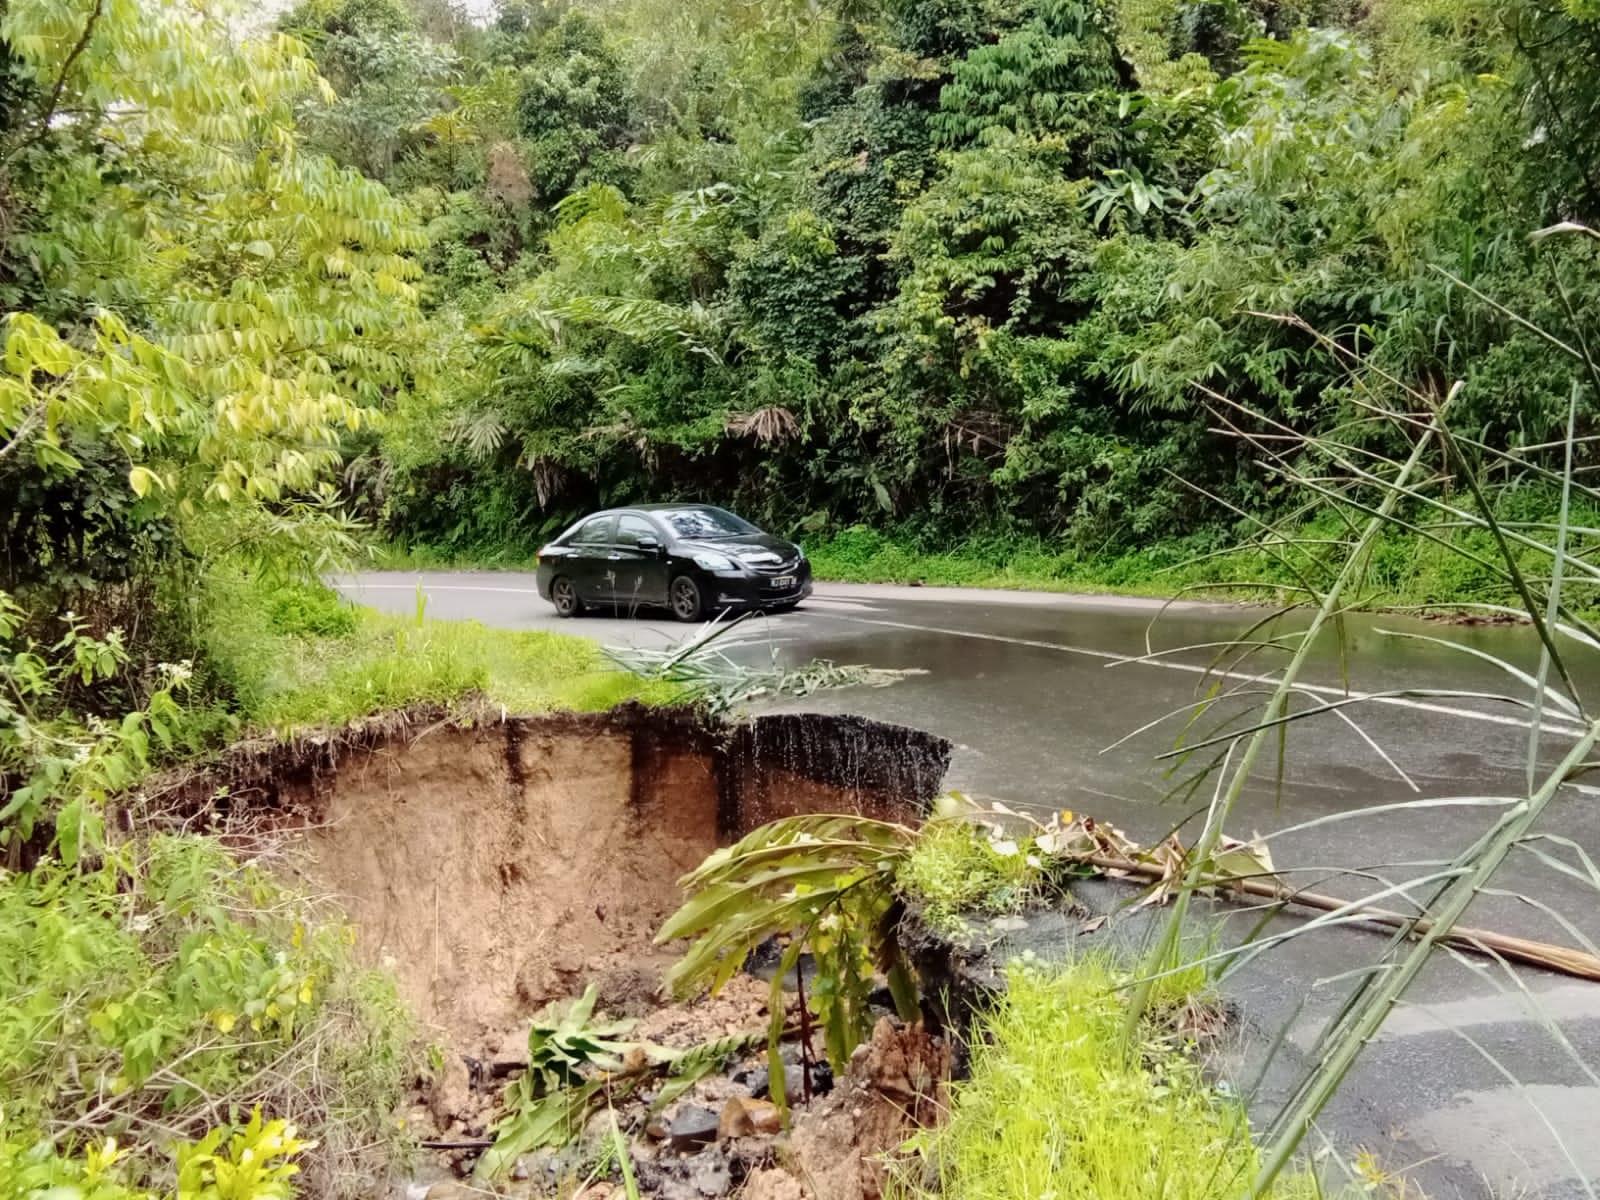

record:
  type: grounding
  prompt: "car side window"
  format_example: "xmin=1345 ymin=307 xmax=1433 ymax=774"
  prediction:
xmin=570 ymin=516 xmax=614 ymax=546
xmin=615 ymin=516 xmax=659 ymax=548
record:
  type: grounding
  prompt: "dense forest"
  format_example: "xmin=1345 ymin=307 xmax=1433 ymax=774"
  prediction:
xmin=6 ymin=0 xmax=1600 ymax=603
xmin=269 ymin=0 xmax=1600 ymax=572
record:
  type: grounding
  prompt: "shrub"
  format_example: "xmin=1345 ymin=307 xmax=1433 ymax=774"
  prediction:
xmin=0 ymin=838 xmax=412 ymax=1197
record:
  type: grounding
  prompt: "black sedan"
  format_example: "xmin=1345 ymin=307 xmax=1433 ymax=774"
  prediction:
xmin=535 ymin=504 xmax=813 ymax=620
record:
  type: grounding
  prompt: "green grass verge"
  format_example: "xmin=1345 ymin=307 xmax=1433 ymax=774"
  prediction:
xmin=203 ymin=572 xmax=678 ymax=731
xmin=0 ymin=571 xmax=680 ymax=1194
xmin=903 ymin=958 xmax=1317 ymax=1200
xmin=806 ymin=506 xmax=1596 ymax=614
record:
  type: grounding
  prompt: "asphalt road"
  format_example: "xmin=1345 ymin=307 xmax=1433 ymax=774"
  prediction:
xmin=340 ymin=572 xmax=1600 ymax=1197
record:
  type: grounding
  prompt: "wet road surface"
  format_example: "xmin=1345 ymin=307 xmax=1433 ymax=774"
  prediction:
xmin=339 ymin=572 xmax=1600 ymax=1197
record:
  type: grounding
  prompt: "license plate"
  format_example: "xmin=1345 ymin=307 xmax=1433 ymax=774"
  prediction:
xmin=769 ymin=575 xmax=795 ymax=589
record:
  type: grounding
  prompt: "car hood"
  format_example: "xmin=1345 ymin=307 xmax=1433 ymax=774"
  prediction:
xmin=678 ymin=534 xmax=799 ymax=565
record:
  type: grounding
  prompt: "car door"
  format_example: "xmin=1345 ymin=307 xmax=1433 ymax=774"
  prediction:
xmin=606 ymin=514 xmax=670 ymax=608
xmin=565 ymin=514 xmax=617 ymax=603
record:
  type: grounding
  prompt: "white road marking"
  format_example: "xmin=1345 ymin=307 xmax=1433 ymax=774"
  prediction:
xmin=349 ymin=583 xmax=540 ymax=595
xmin=821 ymin=612 xmax=1588 ymax=737
xmin=343 ymin=580 xmax=1583 ymax=737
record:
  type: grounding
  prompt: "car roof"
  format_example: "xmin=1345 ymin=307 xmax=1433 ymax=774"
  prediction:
xmin=628 ymin=503 xmax=725 ymax=513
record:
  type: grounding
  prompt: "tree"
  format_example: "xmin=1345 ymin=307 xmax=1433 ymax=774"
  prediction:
xmin=282 ymin=0 xmax=459 ymax=180
xmin=515 ymin=11 xmax=633 ymax=203
xmin=1 ymin=0 xmax=426 ymax=612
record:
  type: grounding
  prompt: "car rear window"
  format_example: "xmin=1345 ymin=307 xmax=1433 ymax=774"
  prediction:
xmin=569 ymin=516 xmax=613 ymax=545
xmin=660 ymin=508 xmax=758 ymax=538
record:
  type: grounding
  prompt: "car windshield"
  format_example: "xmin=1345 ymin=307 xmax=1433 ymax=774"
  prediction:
xmin=659 ymin=507 xmax=759 ymax=539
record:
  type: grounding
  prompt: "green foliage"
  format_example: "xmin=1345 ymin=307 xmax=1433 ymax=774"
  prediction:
xmin=373 ymin=0 xmax=1600 ymax=610
xmin=0 ymin=837 xmax=411 ymax=1197
xmin=175 ymin=1110 xmax=315 ymax=1200
xmin=200 ymin=571 xmax=679 ymax=730
xmin=475 ymin=1003 xmax=766 ymax=1183
xmin=1 ymin=598 xmax=192 ymax=862
xmin=898 ymin=819 xmax=1060 ymax=933
xmin=898 ymin=959 xmax=1315 ymax=1200
xmin=930 ymin=1 xmax=1125 ymax=152
xmin=260 ymin=581 xmax=359 ymax=640
xmin=515 ymin=12 xmax=633 ymax=202
xmin=473 ymin=985 xmax=635 ymax=1180
xmin=657 ymin=815 xmax=922 ymax=1100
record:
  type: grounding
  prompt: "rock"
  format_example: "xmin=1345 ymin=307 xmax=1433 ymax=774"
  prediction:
xmin=427 ymin=1055 xmax=473 ymax=1128
xmin=667 ymin=1106 xmax=721 ymax=1152
xmin=733 ymin=1066 xmax=769 ymax=1098
xmin=594 ymin=965 xmax=663 ymax=1018
xmin=762 ymin=1056 xmax=835 ymax=1103
xmin=740 ymin=1168 xmax=809 ymax=1200
xmin=718 ymin=1096 xmax=782 ymax=1139
xmin=397 ymin=1160 xmax=456 ymax=1197
xmin=689 ymin=1152 xmax=733 ymax=1196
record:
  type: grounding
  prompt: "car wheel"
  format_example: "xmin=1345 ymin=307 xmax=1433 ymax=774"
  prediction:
xmin=550 ymin=576 xmax=583 ymax=617
xmin=669 ymin=575 xmax=705 ymax=622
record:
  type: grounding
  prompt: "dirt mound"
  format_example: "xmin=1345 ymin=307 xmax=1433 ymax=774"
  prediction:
xmin=742 ymin=1018 xmax=951 ymax=1200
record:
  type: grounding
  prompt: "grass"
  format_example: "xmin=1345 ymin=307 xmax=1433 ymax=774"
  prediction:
xmin=804 ymin=496 xmax=1600 ymax=615
xmin=0 ymin=836 xmax=414 ymax=1197
xmin=0 ymin=566 xmax=688 ymax=1197
xmin=902 ymin=957 xmax=1316 ymax=1200
xmin=897 ymin=819 xmax=1060 ymax=935
xmin=203 ymin=571 xmax=679 ymax=731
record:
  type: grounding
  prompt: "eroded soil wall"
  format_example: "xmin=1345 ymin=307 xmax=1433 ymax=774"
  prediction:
xmin=155 ymin=705 xmax=949 ymax=1043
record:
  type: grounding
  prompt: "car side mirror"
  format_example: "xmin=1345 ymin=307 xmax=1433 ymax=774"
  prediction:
xmin=637 ymin=536 xmax=662 ymax=554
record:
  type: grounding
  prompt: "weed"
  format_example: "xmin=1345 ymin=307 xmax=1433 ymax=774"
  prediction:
xmin=201 ymin=569 xmax=678 ymax=731
xmin=261 ymin=580 xmax=359 ymax=639
xmin=899 ymin=958 xmax=1314 ymax=1200
xmin=658 ymin=814 xmax=922 ymax=1109
xmin=896 ymin=819 xmax=1057 ymax=935
xmin=0 ymin=837 xmax=412 ymax=1197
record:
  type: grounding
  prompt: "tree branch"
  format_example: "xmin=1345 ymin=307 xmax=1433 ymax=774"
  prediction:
xmin=0 ymin=404 xmax=46 ymax=469
xmin=2 ymin=0 xmax=105 ymax=166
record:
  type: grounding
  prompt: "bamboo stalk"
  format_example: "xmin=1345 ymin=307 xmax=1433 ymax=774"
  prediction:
xmin=1084 ymin=854 xmax=1600 ymax=984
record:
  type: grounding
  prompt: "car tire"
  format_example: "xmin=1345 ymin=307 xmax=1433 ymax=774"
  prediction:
xmin=550 ymin=576 xmax=583 ymax=617
xmin=669 ymin=575 xmax=705 ymax=622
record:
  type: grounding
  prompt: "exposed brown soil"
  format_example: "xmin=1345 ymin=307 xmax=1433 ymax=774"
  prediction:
xmin=144 ymin=703 xmax=948 ymax=1046
xmin=301 ymin=719 xmax=719 ymax=1037
xmin=139 ymin=703 xmax=954 ymax=1195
